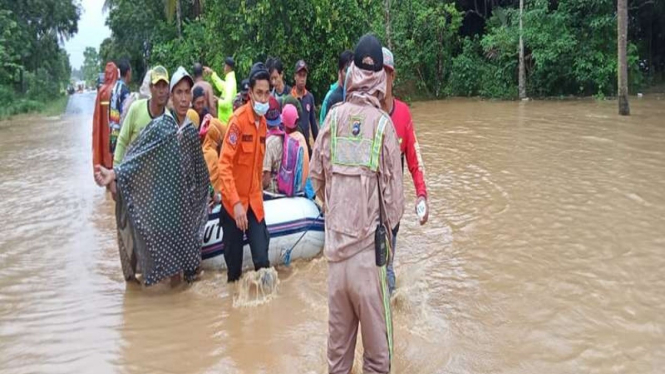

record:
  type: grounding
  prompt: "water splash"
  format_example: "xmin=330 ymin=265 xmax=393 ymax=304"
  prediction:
xmin=232 ymin=267 xmax=280 ymax=308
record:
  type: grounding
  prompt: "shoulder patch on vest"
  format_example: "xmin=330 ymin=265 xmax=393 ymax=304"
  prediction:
xmin=227 ymin=123 xmax=239 ymax=148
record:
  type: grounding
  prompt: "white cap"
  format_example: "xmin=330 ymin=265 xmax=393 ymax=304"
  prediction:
xmin=169 ymin=66 xmax=194 ymax=92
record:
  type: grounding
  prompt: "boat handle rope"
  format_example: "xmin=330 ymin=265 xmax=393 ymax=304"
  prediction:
xmin=282 ymin=212 xmax=323 ymax=267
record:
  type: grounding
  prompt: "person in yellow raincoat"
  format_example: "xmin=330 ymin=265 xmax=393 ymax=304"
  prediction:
xmin=204 ymin=57 xmax=237 ymax=124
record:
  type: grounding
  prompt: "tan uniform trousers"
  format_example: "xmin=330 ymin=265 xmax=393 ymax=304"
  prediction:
xmin=328 ymin=248 xmax=393 ymax=374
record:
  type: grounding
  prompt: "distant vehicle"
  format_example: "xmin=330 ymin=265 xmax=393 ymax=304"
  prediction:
xmin=67 ymin=85 xmax=75 ymax=95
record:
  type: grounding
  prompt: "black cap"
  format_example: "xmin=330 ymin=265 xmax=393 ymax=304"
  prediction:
xmin=295 ymin=60 xmax=308 ymax=73
xmin=240 ymin=79 xmax=250 ymax=93
xmin=249 ymin=62 xmax=269 ymax=81
xmin=193 ymin=86 xmax=205 ymax=100
xmin=225 ymin=56 xmax=235 ymax=68
xmin=353 ymin=34 xmax=383 ymax=72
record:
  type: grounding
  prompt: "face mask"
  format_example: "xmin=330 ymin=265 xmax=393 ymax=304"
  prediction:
xmin=253 ymin=100 xmax=269 ymax=117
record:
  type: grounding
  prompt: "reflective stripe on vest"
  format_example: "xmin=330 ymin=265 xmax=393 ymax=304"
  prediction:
xmin=331 ymin=109 xmax=388 ymax=172
xmin=370 ymin=116 xmax=388 ymax=171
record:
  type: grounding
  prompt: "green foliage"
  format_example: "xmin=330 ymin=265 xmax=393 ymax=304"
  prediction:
xmin=0 ymin=85 xmax=14 ymax=104
xmin=198 ymin=0 xmax=381 ymax=101
xmin=0 ymin=0 xmax=78 ymax=118
xmin=82 ymin=47 xmax=100 ymax=86
xmin=381 ymin=0 xmax=464 ymax=97
xmin=117 ymin=0 xmax=383 ymax=101
xmin=151 ymin=20 xmax=209 ymax=73
xmin=0 ymin=99 xmax=42 ymax=120
xmin=479 ymin=0 xmax=641 ymax=97
xmin=446 ymin=36 xmax=517 ymax=98
xmin=103 ymin=0 xmax=170 ymax=81
xmin=0 ymin=83 xmax=44 ymax=119
xmin=100 ymin=0 xmax=663 ymax=101
xmin=0 ymin=10 xmax=21 ymax=84
xmin=447 ymin=37 xmax=485 ymax=96
xmin=0 ymin=90 xmax=69 ymax=120
xmin=99 ymin=37 xmax=125 ymax=71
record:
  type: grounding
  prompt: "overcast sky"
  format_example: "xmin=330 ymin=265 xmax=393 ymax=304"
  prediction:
xmin=64 ymin=0 xmax=111 ymax=69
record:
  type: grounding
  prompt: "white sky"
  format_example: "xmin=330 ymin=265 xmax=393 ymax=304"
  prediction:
xmin=64 ymin=0 xmax=111 ymax=69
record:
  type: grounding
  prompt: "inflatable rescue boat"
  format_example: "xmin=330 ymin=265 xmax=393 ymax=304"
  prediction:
xmin=201 ymin=194 xmax=324 ymax=270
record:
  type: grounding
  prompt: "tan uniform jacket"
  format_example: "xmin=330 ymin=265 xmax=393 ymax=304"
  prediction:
xmin=310 ymin=95 xmax=404 ymax=262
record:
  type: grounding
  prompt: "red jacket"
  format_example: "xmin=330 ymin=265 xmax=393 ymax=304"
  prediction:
xmin=390 ymin=99 xmax=427 ymax=198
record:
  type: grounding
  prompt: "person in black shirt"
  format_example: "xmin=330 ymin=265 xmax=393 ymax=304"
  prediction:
xmin=290 ymin=59 xmax=318 ymax=156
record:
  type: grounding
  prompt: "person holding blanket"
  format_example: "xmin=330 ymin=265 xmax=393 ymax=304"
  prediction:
xmin=94 ymin=67 xmax=209 ymax=286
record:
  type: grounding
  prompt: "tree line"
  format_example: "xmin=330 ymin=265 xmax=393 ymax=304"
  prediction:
xmin=0 ymin=0 xmax=662 ymax=118
xmin=0 ymin=0 xmax=78 ymax=117
xmin=97 ymin=0 xmax=664 ymax=102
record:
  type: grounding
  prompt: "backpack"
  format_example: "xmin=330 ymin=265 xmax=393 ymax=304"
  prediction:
xmin=277 ymin=134 xmax=304 ymax=197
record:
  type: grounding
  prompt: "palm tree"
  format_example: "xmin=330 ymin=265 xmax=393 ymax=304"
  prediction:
xmin=164 ymin=0 xmax=183 ymax=37
xmin=104 ymin=0 xmax=204 ymax=37
xmin=166 ymin=0 xmax=207 ymax=34
xmin=384 ymin=0 xmax=392 ymax=50
xmin=618 ymin=0 xmax=630 ymax=115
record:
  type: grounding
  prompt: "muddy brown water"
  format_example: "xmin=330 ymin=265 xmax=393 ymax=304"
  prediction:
xmin=1 ymin=92 xmax=664 ymax=374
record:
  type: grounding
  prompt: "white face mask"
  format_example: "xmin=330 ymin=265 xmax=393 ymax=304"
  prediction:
xmin=253 ymin=100 xmax=269 ymax=117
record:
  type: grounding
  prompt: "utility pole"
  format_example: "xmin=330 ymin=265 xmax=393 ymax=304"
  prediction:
xmin=618 ymin=0 xmax=630 ymax=115
xmin=385 ymin=0 xmax=393 ymax=50
xmin=176 ymin=0 xmax=182 ymax=38
xmin=518 ymin=0 xmax=526 ymax=99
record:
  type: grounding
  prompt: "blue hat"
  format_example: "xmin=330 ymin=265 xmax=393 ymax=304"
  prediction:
xmin=267 ymin=116 xmax=282 ymax=127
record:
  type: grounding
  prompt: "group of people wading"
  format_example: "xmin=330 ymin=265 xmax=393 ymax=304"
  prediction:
xmin=91 ymin=33 xmax=429 ymax=374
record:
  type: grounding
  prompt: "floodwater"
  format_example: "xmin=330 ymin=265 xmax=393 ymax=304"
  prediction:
xmin=1 ymin=92 xmax=664 ymax=374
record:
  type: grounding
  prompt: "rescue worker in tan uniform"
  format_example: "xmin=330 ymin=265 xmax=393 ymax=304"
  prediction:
xmin=310 ymin=34 xmax=404 ymax=374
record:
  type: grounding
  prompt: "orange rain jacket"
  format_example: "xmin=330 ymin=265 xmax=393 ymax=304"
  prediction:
xmin=217 ymin=103 xmax=267 ymax=221
xmin=92 ymin=62 xmax=118 ymax=171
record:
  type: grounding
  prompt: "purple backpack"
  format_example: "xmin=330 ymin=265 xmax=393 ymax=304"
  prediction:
xmin=277 ymin=134 xmax=304 ymax=197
